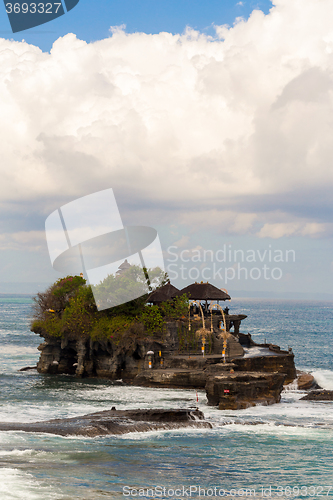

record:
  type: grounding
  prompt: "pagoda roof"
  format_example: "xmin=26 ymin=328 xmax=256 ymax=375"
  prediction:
xmin=176 ymin=282 xmax=231 ymax=301
xmin=118 ymin=259 xmax=131 ymax=270
xmin=148 ymin=282 xmax=179 ymax=303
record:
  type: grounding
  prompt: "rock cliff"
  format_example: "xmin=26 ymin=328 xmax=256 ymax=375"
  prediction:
xmin=205 ymin=371 xmax=286 ymax=410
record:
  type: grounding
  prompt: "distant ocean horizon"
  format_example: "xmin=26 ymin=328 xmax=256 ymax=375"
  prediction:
xmin=0 ymin=295 xmax=332 ymax=499
xmin=0 ymin=282 xmax=333 ymax=302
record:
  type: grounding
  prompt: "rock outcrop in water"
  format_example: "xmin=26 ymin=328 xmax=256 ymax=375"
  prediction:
xmin=300 ymin=390 xmax=333 ymax=401
xmin=34 ymin=322 xmax=297 ymax=410
xmin=32 ymin=278 xmax=297 ymax=411
xmin=36 ymin=320 xmax=296 ymax=380
xmin=296 ymin=371 xmax=320 ymax=390
xmin=205 ymin=371 xmax=286 ymax=410
xmin=0 ymin=408 xmax=211 ymax=437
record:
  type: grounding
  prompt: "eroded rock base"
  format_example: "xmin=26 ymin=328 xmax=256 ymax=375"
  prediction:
xmin=0 ymin=408 xmax=211 ymax=437
xmin=205 ymin=371 xmax=286 ymax=410
xmin=35 ymin=321 xmax=296 ymax=411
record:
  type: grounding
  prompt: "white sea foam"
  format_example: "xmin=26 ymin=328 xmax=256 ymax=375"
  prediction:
xmin=0 ymin=468 xmax=63 ymax=500
xmin=283 ymin=380 xmax=299 ymax=391
xmin=243 ymin=346 xmax=279 ymax=358
xmin=202 ymin=392 xmax=333 ymax=430
xmin=2 ymin=382 xmax=333 ymax=429
xmin=0 ymin=448 xmax=41 ymax=457
xmin=74 ymin=384 xmax=201 ymax=412
xmin=104 ymin=417 xmax=333 ymax=443
xmin=212 ymin=421 xmax=333 ymax=440
xmin=112 ymin=425 xmax=216 ymax=441
xmin=311 ymin=369 xmax=333 ymax=390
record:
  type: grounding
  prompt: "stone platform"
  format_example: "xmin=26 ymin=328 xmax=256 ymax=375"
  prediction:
xmin=134 ymin=351 xmax=295 ymax=410
xmin=206 ymin=371 xmax=286 ymax=410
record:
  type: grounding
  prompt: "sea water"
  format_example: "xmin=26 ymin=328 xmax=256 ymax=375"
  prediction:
xmin=0 ymin=296 xmax=333 ymax=499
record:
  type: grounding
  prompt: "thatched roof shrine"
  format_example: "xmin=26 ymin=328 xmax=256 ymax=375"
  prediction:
xmin=176 ymin=282 xmax=231 ymax=301
xmin=148 ymin=282 xmax=180 ymax=304
xmin=116 ymin=259 xmax=131 ymax=277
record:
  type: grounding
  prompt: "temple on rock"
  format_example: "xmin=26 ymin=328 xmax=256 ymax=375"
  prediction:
xmin=34 ymin=277 xmax=297 ymax=410
xmin=148 ymin=280 xmax=248 ymax=357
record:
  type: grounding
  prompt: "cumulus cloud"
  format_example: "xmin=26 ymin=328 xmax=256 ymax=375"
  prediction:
xmin=1 ymin=0 xmax=333 ymax=243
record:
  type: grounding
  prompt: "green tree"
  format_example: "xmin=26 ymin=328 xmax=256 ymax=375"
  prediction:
xmin=91 ymin=266 xmax=166 ymax=311
xmin=30 ymin=268 xmax=174 ymax=342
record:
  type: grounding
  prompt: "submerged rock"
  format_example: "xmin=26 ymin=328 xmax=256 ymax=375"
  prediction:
xmin=0 ymin=408 xmax=211 ymax=437
xmin=300 ymin=390 xmax=333 ymax=401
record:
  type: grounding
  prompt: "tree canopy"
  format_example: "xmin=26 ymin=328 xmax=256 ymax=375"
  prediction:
xmin=31 ymin=267 xmax=188 ymax=343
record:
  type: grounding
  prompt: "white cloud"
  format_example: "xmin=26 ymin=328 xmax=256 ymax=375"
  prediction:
xmin=257 ymin=222 xmax=330 ymax=238
xmin=0 ymin=231 xmax=45 ymax=251
xmin=1 ymin=0 xmax=333 ymax=240
xmin=173 ymin=235 xmax=190 ymax=248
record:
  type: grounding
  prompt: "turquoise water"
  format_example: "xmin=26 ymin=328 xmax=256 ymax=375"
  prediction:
xmin=0 ymin=296 xmax=333 ymax=500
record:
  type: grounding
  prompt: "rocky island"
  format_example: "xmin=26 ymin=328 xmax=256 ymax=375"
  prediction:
xmin=30 ymin=269 xmax=302 ymax=411
xmin=0 ymin=408 xmax=211 ymax=437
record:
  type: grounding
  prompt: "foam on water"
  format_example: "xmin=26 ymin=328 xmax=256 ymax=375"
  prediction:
xmin=0 ymin=468 xmax=63 ymax=500
xmin=213 ymin=422 xmax=333 ymax=439
xmin=311 ymin=369 xmax=333 ymax=389
xmin=283 ymin=380 xmax=299 ymax=391
xmin=113 ymin=425 xmax=216 ymax=441
xmin=0 ymin=296 xmax=333 ymax=499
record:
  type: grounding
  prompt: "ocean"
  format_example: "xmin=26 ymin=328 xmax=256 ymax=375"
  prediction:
xmin=0 ymin=296 xmax=333 ymax=500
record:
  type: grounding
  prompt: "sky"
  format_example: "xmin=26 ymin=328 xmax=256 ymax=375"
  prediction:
xmin=1 ymin=0 xmax=333 ymax=299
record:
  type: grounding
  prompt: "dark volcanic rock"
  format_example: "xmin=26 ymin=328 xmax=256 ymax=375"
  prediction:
xmin=36 ymin=336 xmax=166 ymax=380
xmin=34 ymin=321 xmax=296 ymax=411
xmin=134 ymin=369 xmax=207 ymax=388
xmin=300 ymin=390 xmax=333 ymax=401
xmin=134 ymin=358 xmax=239 ymax=388
xmin=205 ymin=371 xmax=286 ymax=410
xmin=0 ymin=409 xmax=211 ymax=437
xmin=232 ymin=353 xmax=296 ymax=384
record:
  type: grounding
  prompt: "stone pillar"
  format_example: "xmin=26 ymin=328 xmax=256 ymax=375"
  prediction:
xmin=76 ymin=339 xmax=86 ymax=377
xmin=234 ymin=320 xmax=241 ymax=335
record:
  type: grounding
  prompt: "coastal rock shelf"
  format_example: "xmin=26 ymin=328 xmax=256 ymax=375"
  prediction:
xmin=0 ymin=409 xmax=212 ymax=437
xmin=35 ymin=318 xmax=297 ymax=410
xmin=300 ymin=390 xmax=333 ymax=401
